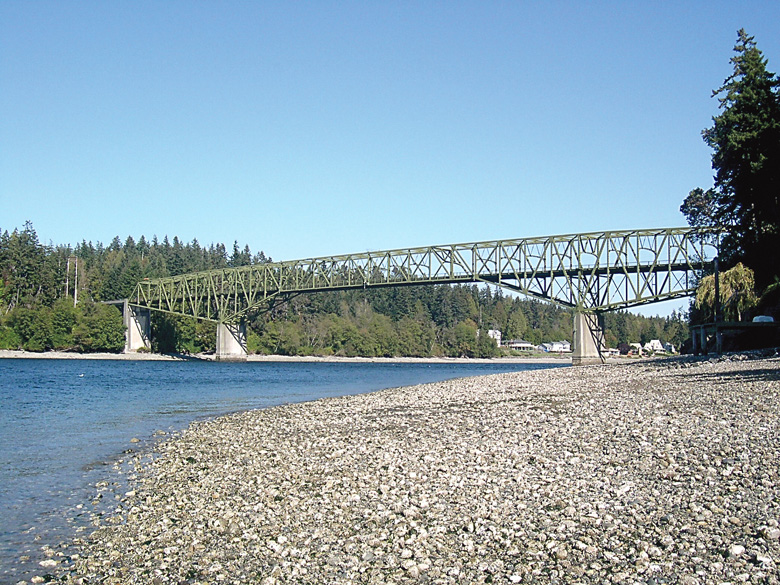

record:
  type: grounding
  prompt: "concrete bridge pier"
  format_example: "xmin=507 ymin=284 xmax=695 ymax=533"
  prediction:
xmin=216 ymin=322 xmax=248 ymax=362
xmin=104 ymin=300 xmax=151 ymax=353
xmin=125 ymin=303 xmax=152 ymax=352
xmin=572 ymin=312 xmax=606 ymax=366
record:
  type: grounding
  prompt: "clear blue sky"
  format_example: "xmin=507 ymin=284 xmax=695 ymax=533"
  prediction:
xmin=2 ymin=1 xmax=778 ymax=315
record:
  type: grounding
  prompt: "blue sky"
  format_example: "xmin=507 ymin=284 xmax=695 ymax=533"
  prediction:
xmin=2 ymin=2 xmax=779 ymax=314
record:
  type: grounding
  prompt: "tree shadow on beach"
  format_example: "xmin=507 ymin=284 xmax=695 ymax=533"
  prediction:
xmin=685 ymin=367 xmax=780 ymax=384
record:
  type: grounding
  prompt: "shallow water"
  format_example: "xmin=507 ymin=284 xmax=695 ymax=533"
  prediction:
xmin=0 ymin=358 xmax=565 ymax=582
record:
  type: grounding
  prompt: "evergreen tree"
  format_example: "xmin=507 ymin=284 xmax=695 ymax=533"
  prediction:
xmin=684 ymin=30 xmax=780 ymax=288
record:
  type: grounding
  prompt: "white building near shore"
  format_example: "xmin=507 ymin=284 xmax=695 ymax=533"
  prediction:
xmin=643 ymin=339 xmax=665 ymax=353
xmin=503 ymin=339 xmax=535 ymax=351
xmin=540 ymin=341 xmax=571 ymax=353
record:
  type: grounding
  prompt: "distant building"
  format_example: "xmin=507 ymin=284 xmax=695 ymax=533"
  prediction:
xmin=643 ymin=339 xmax=665 ymax=353
xmin=503 ymin=339 xmax=535 ymax=351
xmin=540 ymin=341 xmax=571 ymax=353
xmin=487 ymin=329 xmax=502 ymax=347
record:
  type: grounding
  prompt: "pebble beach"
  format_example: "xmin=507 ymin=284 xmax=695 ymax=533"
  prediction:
xmin=39 ymin=353 xmax=780 ymax=584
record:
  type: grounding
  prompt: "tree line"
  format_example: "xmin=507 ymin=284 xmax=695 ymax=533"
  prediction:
xmin=0 ymin=221 xmax=686 ymax=355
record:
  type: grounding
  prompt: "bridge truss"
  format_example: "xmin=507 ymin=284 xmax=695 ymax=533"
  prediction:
xmin=130 ymin=227 xmax=719 ymax=324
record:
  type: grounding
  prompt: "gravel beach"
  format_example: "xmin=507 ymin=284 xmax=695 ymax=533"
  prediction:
xmin=43 ymin=353 xmax=780 ymax=584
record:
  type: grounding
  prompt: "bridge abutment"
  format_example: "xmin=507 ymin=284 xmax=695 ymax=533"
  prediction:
xmin=572 ymin=312 xmax=606 ymax=366
xmin=125 ymin=303 xmax=152 ymax=353
xmin=216 ymin=322 xmax=248 ymax=362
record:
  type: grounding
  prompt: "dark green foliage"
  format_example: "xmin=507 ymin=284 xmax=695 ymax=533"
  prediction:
xmin=150 ymin=314 xmax=217 ymax=355
xmin=6 ymin=306 xmax=53 ymax=351
xmin=680 ymin=188 xmax=718 ymax=228
xmin=684 ymin=30 xmax=780 ymax=290
xmin=0 ymin=325 xmax=21 ymax=349
xmin=72 ymin=302 xmax=126 ymax=353
xmin=2 ymin=299 xmax=126 ymax=353
xmin=0 ymin=222 xmax=64 ymax=310
xmin=195 ymin=320 xmax=217 ymax=354
xmin=51 ymin=298 xmax=78 ymax=349
xmin=152 ymin=314 xmax=194 ymax=354
xmin=757 ymin=280 xmax=780 ymax=320
xmin=6 ymin=307 xmax=38 ymax=344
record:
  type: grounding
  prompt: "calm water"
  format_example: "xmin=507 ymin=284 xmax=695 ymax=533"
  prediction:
xmin=0 ymin=357 xmax=565 ymax=581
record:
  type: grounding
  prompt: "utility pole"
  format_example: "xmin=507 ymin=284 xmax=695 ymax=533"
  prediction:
xmin=74 ymin=258 xmax=78 ymax=306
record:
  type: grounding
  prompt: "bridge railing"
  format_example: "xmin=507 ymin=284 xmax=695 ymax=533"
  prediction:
xmin=131 ymin=227 xmax=719 ymax=322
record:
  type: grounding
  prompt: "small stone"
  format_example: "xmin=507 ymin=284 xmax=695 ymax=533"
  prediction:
xmin=648 ymin=546 xmax=663 ymax=558
xmin=762 ymin=527 xmax=780 ymax=540
xmin=401 ymin=559 xmax=417 ymax=571
xmin=729 ymin=544 xmax=745 ymax=557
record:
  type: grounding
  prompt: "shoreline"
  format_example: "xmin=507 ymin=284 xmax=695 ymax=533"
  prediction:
xmin=0 ymin=349 xmax=187 ymax=360
xmin=0 ymin=348 xmax=571 ymax=364
xmin=43 ymin=353 xmax=780 ymax=583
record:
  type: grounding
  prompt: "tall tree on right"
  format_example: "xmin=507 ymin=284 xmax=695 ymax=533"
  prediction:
xmin=683 ymin=29 xmax=780 ymax=289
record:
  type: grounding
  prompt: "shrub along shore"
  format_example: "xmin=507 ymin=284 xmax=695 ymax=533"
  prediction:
xmin=34 ymin=352 xmax=780 ymax=585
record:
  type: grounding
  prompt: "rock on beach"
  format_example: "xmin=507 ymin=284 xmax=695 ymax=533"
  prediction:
xmin=60 ymin=354 xmax=780 ymax=584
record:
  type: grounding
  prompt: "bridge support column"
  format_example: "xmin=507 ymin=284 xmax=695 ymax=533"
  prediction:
xmin=572 ymin=312 xmax=606 ymax=366
xmin=123 ymin=301 xmax=151 ymax=353
xmin=216 ymin=322 xmax=248 ymax=362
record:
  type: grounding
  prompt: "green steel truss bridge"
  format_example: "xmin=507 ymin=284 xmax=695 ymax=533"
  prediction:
xmin=122 ymin=227 xmax=719 ymax=361
xmin=124 ymin=227 xmax=718 ymax=363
